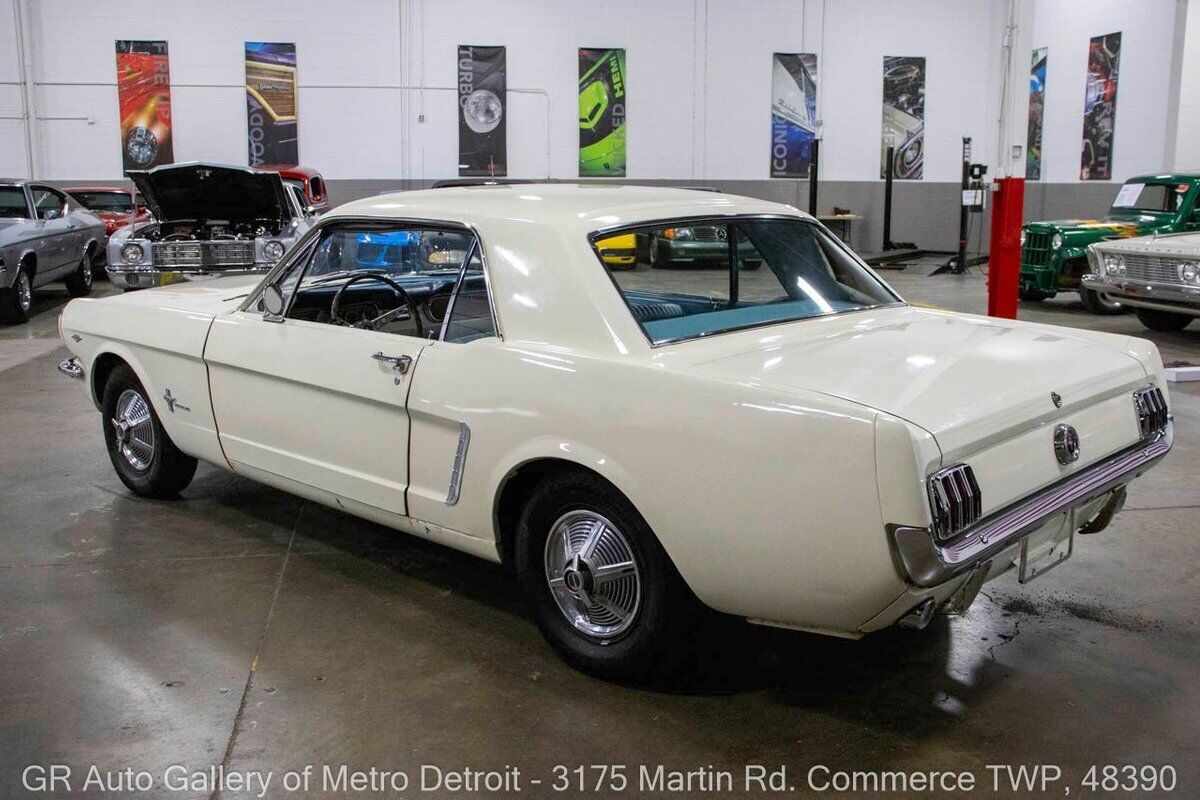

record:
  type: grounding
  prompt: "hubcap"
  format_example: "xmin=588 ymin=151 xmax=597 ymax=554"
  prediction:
xmin=111 ymin=389 xmax=155 ymax=472
xmin=16 ymin=271 xmax=31 ymax=312
xmin=80 ymin=256 xmax=92 ymax=288
xmin=544 ymin=510 xmax=641 ymax=638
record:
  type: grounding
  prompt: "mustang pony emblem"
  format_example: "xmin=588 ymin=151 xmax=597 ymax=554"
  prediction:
xmin=163 ymin=388 xmax=190 ymax=413
xmin=1051 ymin=391 xmax=1063 ymax=408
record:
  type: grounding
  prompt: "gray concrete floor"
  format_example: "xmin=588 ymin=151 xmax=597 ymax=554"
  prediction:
xmin=1 ymin=272 xmax=1197 ymax=799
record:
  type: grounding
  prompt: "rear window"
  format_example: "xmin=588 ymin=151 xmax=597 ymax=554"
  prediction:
xmin=1110 ymin=182 xmax=1189 ymax=213
xmin=593 ymin=217 xmax=901 ymax=345
xmin=70 ymin=191 xmax=133 ymax=212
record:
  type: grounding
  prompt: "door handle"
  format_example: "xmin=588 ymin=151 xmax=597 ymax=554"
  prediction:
xmin=372 ymin=351 xmax=412 ymax=383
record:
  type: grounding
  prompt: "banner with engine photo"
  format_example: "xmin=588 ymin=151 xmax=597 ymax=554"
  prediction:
xmin=770 ymin=53 xmax=818 ymax=178
xmin=1080 ymin=32 xmax=1121 ymax=180
xmin=115 ymin=40 xmax=173 ymax=172
xmin=579 ymin=48 xmax=626 ymax=177
xmin=879 ymin=55 xmax=925 ymax=180
xmin=1027 ymin=47 xmax=1048 ymax=180
xmin=246 ymin=42 xmax=299 ymax=167
xmin=458 ymin=45 xmax=507 ymax=177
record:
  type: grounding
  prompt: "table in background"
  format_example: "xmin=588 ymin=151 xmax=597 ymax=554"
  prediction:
xmin=816 ymin=214 xmax=862 ymax=249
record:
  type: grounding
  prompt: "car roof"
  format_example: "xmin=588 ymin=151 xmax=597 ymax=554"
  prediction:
xmin=327 ymin=183 xmax=807 ymax=229
xmin=64 ymin=185 xmax=133 ymax=193
xmin=1127 ymin=173 xmax=1200 ymax=183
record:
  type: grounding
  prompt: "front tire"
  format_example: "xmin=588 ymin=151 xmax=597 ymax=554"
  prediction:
xmin=1079 ymin=287 xmax=1122 ymax=315
xmin=515 ymin=470 xmax=700 ymax=680
xmin=1136 ymin=309 xmax=1193 ymax=332
xmin=0 ymin=264 xmax=34 ymax=323
xmin=1019 ymin=285 xmax=1050 ymax=302
xmin=101 ymin=365 xmax=197 ymax=498
xmin=64 ymin=252 xmax=94 ymax=297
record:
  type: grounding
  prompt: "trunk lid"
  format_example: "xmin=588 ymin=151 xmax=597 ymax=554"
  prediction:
xmin=129 ymin=162 xmax=289 ymax=224
xmin=684 ymin=306 xmax=1147 ymax=460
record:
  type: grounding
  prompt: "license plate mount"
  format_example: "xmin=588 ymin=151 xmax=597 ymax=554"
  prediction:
xmin=1018 ymin=512 xmax=1075 ymax=584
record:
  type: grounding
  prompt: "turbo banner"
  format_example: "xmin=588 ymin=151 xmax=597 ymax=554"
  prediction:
xmin=880 ymin=55 xmax=925 ymax=180
xmin=579 ymin=48 xmax=626 ymax=177
xmin=770 ymin=53 xmax=818 ymax=178
xmin=458 ymin=45 xmax=507 ymax=177
xmin=1027 ymin=47 xmax=1048 ymax=180
xmin=246 ymin=42 xmax=299 ymax=167
xmin=115 ymin=40 xmax=173 ymax=172
xmin=1081 ymin=32 xmax=1121 ymax=181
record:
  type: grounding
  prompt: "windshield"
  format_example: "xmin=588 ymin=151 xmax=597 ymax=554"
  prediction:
xmin=0 ymin=187 xmax=28 ymax=218
xmin=595 ymin=217 xmax=901 ymax=345
xmin=1109 ymin=181 xmax=1191 ymax=215
xmin=301 ymin=228 xmax=476 ymax=282
xmin=70 ymin=191 xmax=133 ymax=212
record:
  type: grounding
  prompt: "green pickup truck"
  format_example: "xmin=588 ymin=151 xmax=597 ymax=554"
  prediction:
xmin=1020 ymin=173 xmax=1200 ymax=313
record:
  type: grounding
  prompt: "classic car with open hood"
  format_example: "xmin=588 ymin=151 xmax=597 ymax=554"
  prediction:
xmin=106 ymin=162 xmax=317 ymax=290
xmin=1020 ymin=173 xmax=1200 ymax=313
xmin=59 ymin=185 xmax=1172 ymax=678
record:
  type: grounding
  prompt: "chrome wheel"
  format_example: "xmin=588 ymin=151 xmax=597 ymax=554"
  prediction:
xmin=111 ymin=389 xmax=155 ymax=472
xmin=16 ymin=270 xmax=32 ymax=313
xmin=79 ymin=256 xmax=93 ymax=290
xmin=544 ymin=510 xmax=642 ymax=638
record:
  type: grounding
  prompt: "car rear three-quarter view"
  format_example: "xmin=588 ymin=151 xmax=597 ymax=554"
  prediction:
xmin=57 ymin=184 xmax=1172 ymax=679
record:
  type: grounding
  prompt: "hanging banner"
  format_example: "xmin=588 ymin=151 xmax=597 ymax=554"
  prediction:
xmin=1080 ymin=32 xmax=1121 ymax=180
xmin=115 ymin=40 xmax=173 ymax=172
xmin=458 ymin=45 xmax=507 ymax=177
xmin=579 ymin=48 xmax=626 ymax=177
xmin=770 ymin=53 xmax=818 ymax=178
xmin=1027 ymin=47 xmax=1048 ymax=180
xmin=880 ymin=55 xmax=925 ymax=180
xmin=245 ymin=42 xmax=299 ymax=167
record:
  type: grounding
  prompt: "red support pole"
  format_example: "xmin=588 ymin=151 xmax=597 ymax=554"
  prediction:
xmin=987 ymin=176 xmax=1025 ymax=319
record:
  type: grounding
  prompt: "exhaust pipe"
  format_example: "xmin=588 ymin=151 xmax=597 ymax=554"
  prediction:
xmin=1078 ymin=486 xmax=1127 ymax=535
xmin=897 ymin=598 xmax=936 ymax=630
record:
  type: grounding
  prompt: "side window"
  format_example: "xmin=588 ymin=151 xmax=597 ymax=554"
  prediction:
xmin=32 ymin=187 xmax=67 ymax=219
xmin=442 ymin=260 xmax=497 ymax=343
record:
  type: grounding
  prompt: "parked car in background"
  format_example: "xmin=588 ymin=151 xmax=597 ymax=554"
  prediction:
xmin=0 ymin=180 xmax=104 ymax=322
xmin=65 ymin=186 xmax=153 ymax=256
xmin=1084 ymin=232 xmax=1200 ymax=331
xmin=648 ymin=224 xmax=763 ymax=269
xmin=1020 ymin=173 xmax=1200 ymax=313
xmin=594 ymin=232 xmax=637 ymax=268
xmin=261 ymin=164 xmax=331 ymax=215
xmin=58 ymin=185 xmax=1172 ymax=678
xmin=106 ymin=162 xmax=318 ymax=290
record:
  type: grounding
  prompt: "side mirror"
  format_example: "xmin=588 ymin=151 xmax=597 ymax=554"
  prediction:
xmin=262 ymin=284 xmax=286 ymax=319
xmin=41 ymin=209 xmax=61 ymax=221
xmin=305 ymin=205 xmax=317 ymax=218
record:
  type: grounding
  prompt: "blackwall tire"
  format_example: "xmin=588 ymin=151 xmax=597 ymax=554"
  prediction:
xmin=1018 ymin=286 xmax=1050 ymax=302
xmin=1079 ymin=287 xmax=1123 ymax=315
xmin=515 ymin=470 xmax=701 ymax=681
xmin=0 ymin=265 xmax=33 ymax=324
xmin=101 ymin=364 xmax=198 ymax=498
xmin=1136 ymin=309 xmax=1193 ymax=332
xmin=64 ymin=253 xmax=94 ymax=297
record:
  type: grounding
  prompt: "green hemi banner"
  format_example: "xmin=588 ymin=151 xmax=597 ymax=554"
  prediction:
xmin=578 ymin=48 xmax=626 ymax=177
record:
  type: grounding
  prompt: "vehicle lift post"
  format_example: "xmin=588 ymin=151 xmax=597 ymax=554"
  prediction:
xmin=808 ymin=139 xmax=820 ymax=216
xmin=882 ymin=144 xmax=895 ymax=250
xmin=987 ymin=175 xmax=1025 ymax=319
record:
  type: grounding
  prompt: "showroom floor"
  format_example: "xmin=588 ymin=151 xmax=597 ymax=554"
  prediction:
xmin=1 ymin=272 xmax=1197 ymax=798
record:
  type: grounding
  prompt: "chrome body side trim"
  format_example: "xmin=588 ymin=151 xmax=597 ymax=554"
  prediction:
xmin=891 ymin=423 xmax=1173 ymax=588
xmin=445 ymin=422 xmax=471 ymax=506
xmin=57 ymin=357 xmax=84 ymax=379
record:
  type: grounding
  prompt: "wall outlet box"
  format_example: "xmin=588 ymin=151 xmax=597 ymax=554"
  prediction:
xmin=1164 ymin=365 xmax=1200 ymax=383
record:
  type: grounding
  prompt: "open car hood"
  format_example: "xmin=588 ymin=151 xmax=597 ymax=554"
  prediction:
xmin=129 ymin=162 xmax=289 ymax=224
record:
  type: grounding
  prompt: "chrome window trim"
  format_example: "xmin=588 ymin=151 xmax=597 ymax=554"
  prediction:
xmin=890 ymin=422 xmax=1174 ymax=588
xmin=587 ymin=214 xmax=905 ymax=349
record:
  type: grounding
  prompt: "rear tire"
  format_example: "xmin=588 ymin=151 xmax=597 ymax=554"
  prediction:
xmin=64 ymin=252 xmax=94 ymax=297
xmin=0 ymin=264 xmax=33 ymax=323
xmin=515 ymin=470 xmax=701 ymax=681
xmin=1136 ymin=309 xmax=1193 ymax=332
xmin=1079 ymin=287 xmax=1122 ymax=315
xmin=101 ymin=364 xmax=197 ymax=498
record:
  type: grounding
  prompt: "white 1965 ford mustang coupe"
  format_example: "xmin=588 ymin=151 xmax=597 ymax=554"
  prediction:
xmin=58 ymin=185 xmax=1172 ymax=677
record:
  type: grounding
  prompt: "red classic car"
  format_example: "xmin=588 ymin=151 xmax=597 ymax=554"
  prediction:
xmin=260 ymin=165 xmax=330 ymax=215
xmin=64 ymin=187 xmax=153 ymax=258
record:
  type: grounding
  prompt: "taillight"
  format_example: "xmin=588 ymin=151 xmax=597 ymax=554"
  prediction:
xmin=928 ymin=463 xmax=983 ymax=541
xmin=1133 ymin=386 xmax=1168 ymax=438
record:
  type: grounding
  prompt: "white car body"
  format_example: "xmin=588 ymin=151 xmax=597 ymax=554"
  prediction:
xmin=59 ymin=185 xmax=1172 ymax=642
xmin=1085 ymin=231 xmax=1200 ymax=320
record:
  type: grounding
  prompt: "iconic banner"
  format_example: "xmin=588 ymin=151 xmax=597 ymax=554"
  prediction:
xmin=458 ymin=45 xmax=507 ymax=177
xmin=115 ymin=40 xmax=173 ymax=172
xmin=1027 ymin=47 xmax=1048 ymax=180
xmin=246 ymin=42 xmax=299 ymax=167
xmin=579 ymin=48 xmax=626 ymax=177
xmin=880 ymin=55 xmax=925 ymax=180
xmin=770 ymin=54 xmax=818 ymax=178
xmin=1080 ymin=32 xmax=1121 ymax=180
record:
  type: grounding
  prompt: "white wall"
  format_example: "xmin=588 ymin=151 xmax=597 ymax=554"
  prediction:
xmin=1029 ymin=0 xmax=1179 ymax=183
xmin=0 ymin=0 xmax=1183 ymax=185
xmin=1168 ymin=0 xmax=1200 ymax=170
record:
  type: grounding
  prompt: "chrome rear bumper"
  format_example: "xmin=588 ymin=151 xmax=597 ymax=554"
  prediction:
xmin=890 ymin=423 xmax=1173 ymax=588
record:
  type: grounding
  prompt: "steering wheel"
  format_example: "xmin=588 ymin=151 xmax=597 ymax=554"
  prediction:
xmin=329 ymin=273 xmax=423 ymax=337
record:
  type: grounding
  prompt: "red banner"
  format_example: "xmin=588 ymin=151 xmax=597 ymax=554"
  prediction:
xmin=116 ymin=40 xmax=173 ymax=172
